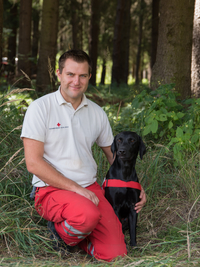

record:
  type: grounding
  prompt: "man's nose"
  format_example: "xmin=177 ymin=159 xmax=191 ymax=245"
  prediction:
xmin=73 ymin=75 xmax=80 ymax=85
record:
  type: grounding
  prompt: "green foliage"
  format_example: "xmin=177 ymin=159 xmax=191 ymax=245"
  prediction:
xmin=115 ymin=84 xmax=200 ymax=162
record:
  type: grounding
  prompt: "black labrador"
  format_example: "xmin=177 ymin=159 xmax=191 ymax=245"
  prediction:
xmin=104 ymin=131 xmax=146 ymax=246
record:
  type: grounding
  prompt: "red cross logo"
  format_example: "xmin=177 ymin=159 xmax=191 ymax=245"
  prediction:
xmin=57 ymin=123 xmax=61 ymax=127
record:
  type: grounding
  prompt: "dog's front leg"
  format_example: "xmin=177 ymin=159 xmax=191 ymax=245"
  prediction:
xmin=113 ymin=206 xmax=121 ymax=223
xmin=129 ymin=208 xmax=138 ymax=246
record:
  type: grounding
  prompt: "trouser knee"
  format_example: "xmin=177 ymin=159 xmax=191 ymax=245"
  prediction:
xmin=67 ymin=204 xmax=101 ymax=233
xmin=55 ymin=204 xmax=101 ymax=245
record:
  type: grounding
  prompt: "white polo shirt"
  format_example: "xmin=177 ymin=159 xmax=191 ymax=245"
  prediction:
xmin=21 ymin=88 xmax=113 ymax=188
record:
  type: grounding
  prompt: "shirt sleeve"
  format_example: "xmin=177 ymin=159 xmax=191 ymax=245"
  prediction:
xmin=20 ymin=100 xmax=46 ymax=142
xmin=95 ymin=110 xmax=114 ymax=147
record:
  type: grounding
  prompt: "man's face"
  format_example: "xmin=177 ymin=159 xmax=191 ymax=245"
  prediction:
xmin=56 ymin=58 xmax=91 ymax=108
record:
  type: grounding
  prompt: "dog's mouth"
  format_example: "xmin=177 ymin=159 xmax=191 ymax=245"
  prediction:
xmin=117 ymin=152 xmax=137 ymax=161
xmin=118 ymin=154 xmax=132 ymax=160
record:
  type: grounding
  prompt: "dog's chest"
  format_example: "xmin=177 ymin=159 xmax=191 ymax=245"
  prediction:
xmin=105 ymin=186 xmax=140 ymax=206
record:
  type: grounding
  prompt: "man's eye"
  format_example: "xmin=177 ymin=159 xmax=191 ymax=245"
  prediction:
xmin=67 ymin=73 xmax=74 ymax=76
xmin=80 ymin=75 xmax=87 ymax=78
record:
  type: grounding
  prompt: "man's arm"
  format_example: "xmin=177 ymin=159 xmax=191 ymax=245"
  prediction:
xmin=100 ymin=145 xmax=147 ymax=212
xmin=135 ymin=187 xmax=146 ymax=213
xmin=23 ymin=137 xmax=99 ymax=206
xmin=100 ymin=146 xmax=114 ymax=165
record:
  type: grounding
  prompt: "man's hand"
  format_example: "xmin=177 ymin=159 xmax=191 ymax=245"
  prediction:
xmin=135 ymin=186 xmax=146 ymax=213
xmin=75 ymin=187 xmax=99 ymax=206
xmin=23 ymin=137 xmax=99 ymax=206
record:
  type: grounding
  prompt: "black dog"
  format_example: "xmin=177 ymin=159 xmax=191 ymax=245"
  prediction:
xmin=104 ymin=131 xmax=146 ymax=246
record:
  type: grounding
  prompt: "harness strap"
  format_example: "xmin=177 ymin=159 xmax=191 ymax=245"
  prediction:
xmin=102 ymin=179 xmax=141 ymax=191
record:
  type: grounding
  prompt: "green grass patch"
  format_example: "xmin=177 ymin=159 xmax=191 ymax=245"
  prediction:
xmin=0 ymin=82 xmax=200 ymax=266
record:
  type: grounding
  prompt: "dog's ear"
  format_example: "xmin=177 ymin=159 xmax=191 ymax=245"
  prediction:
xmin=139 ymin=136 xmax=146 ymax=160
xmin=111 ymin=137 xmax=117 ymax=158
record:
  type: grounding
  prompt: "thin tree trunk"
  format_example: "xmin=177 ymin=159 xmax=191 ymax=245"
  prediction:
xmin=112 ymin=0 xmax=131 ymax=84
xmin=191 ymin=0 xmax=200 ymax=98
xmin=71 ymin=0 xmax=83 ymax=50
xmin=31 ymin=8 xmax=40 ymax=76
xmin=135 ymin=0 xmax=145 ymax=85
xmin=151 ymin=0 xmax=160 ymax=70
xmin=71 ymin=0 xmax=79 ymax=49
xmin=100 ymin=58 xmax=106 ymax=85
xmin=89 ymin=0 xmax=101 ymax=86
xmin=7 ymin=3 xmax=18 ymax=77
xmin=0 ymin=0 xmax=3 ymax=71
xmin=36 ymin=0 xmax=59 ymax=93
xmin=18 ymin=0 xmax=32 ymax=80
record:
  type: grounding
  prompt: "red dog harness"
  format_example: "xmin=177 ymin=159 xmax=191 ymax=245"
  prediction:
xmin=102 ymin=179 xmax=141 ymax=191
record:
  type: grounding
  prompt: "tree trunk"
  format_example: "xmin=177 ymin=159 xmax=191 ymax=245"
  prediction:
xmin=36 ymin=0 xmax=59 ymax=93
xmin=112 ymin=0 xmax=131 ymax=84
xmin=18 ymin=0 xmax=32 ymax=81
xmin=100 ymin=58 xmax=106 ymax=85
xmin=151 ymin=0 xmax=160 ymax=69
xmin=0 ymin=0 xmax=3 ymax=71
xmin=31 ymin=7 xmax=40 ymax=76
xmin=135 ymin=0 xmax=145 ymax=85
xmin=89 ymin=0 xmax=101 ymax=86
xmin=7 ymin=3 xmax=18 ymax=78
xmin=71 ymin=0 xmax=79 ymax=49
xmin=191 ymin=0 xmax=200 ymax=98
xmin=151 ymin=0 xmax=195 ymax=99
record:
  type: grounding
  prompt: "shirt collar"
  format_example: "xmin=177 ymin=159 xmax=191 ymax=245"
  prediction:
xmin=56 ymin=86 xmax=88 ymax=108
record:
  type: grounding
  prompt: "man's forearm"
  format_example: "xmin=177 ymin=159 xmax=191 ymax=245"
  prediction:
xmin=23 ymin=137 xmax=99 ymax=205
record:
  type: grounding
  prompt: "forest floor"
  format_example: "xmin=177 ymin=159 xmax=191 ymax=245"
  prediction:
xmin=0 ymin=197 xmax=200 ymax=267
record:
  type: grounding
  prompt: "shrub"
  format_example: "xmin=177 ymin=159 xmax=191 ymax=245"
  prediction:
xmin=115 ymin=84 xmax=200 ymax=162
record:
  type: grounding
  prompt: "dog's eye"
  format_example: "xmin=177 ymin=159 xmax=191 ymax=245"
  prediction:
xmin=117 ymin=139 xmax=122 ymax=143
xmin=130 ymin=139 xmax=135 ymax=143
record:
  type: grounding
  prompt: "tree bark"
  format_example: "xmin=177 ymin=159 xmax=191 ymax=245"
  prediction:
xmin=0 ymin=0 xmax=3 ymax=71
xmin=31 ymin=7 xmax=40 ymax=76
xmin=100 ymin=58 xmax=106 ymax=85
xmin=151 ymin=0 xmax=195 ymax=99
xmin=18 ymin=0 xmax=32 ymax=80
xmin=89 ymin=0 xmax=101 ymax=86
xmin=36 ymin=0 xmax=59 ymax=93
xmin=112 ymin=0 xmax=131 ymax=84
xmin=191 ymin=0 xmax=200 ymax=98
xmin=135 ymin=0 xmax=145 ymax=85
xmin=71 ymin=0 xmax=80 ymax=49
xmin=151 ymin=0 xmax=160 ymax=69
xmin=7 ymin=3 xmax=18 ymax=77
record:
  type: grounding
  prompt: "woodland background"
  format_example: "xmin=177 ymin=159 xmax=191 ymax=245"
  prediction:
xmin=0 ymin=0 xmax=200 ymax=266
xmin=0 ymin=0 xmax=200 ymax=98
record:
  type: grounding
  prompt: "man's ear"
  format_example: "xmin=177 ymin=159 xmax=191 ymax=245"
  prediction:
xmin=139 ymin=136 xmax=146 ymax=160
xmin=111 ymin=137 xmax=117 ymax=159
xmin=56 ymin=69 xmax=61 ymax=81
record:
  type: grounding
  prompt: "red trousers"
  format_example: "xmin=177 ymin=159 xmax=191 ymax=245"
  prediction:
xmin=35 ymin=182 xmax=127 ymax=261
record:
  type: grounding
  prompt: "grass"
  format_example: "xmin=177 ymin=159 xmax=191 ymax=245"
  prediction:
xmin=0 ymin=82 xmax=200 ymax=266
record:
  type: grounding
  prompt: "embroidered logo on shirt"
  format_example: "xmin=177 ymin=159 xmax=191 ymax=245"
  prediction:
xmin=49 ymin=123 xmax=69 ymax=130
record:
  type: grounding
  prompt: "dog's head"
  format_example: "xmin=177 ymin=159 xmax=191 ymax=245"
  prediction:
xmin=111 ymin=131 xmax=146 ymax=161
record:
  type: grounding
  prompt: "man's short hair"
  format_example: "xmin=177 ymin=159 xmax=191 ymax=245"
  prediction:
xmin=58 ymin=49 xmax=92 ymax=74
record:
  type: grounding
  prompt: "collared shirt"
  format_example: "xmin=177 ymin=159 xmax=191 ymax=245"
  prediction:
xmin=21 ymin=88 xmax=113 ymax=187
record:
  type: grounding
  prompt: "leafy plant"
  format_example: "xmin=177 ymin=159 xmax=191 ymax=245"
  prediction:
xmin=115 ymin=84 xmax=200 ymax=161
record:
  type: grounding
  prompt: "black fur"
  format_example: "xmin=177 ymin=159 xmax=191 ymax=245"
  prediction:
xmin=105 ymin=131 xmax=146 ymax=246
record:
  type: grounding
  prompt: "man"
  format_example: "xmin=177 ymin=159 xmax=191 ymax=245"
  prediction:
xmin=21 ymin=50 xmax=146 ymax=261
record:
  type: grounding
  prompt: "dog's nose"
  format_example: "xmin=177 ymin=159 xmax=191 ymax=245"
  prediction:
xmin=118 ymin=150 xmax=126 ymax=156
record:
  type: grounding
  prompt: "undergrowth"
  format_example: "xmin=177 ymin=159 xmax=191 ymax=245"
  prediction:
xmin=0 ymin=82 xmax=200 ymax=266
